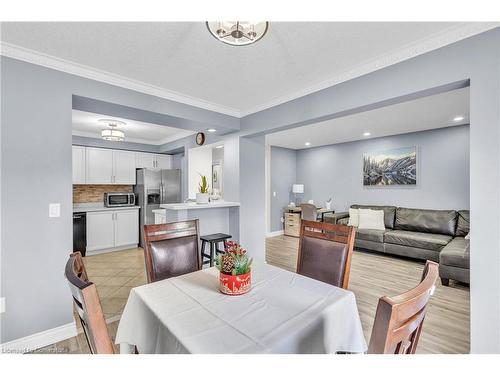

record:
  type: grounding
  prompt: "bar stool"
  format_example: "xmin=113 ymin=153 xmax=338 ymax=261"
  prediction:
xmin=200 ymin=233 xmax=232 ymax=267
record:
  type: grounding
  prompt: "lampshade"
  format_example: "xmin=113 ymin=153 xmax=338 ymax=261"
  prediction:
xmin=292 ymin=184 xmax=304 ymax=194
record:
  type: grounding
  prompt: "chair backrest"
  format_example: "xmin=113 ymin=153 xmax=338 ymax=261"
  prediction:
xmin=65 ymin=252 xmax=114 ymax=354
xmin=300 ymin=203 xmax=317 ymax=221
xmin=297 ymin=220 xmax=356 ymax=288
xmin=143 ymin=220 xmax=201 ymax=283
xmin=368 ymin=260 xmax=439 ymax=354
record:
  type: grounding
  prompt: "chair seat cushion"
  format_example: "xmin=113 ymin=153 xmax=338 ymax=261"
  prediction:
xmin=384 ymin=230 xmax=452 ymax=251
xmin=355 ymin=228 xmax=386 ymax=243
xmin=440 ymin=238 xmax=470 ymax=269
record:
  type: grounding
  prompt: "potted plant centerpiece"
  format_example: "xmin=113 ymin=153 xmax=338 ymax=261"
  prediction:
xmin=196 ymin=174 xmax=210 ymax=204
xmin=215 ymin=241 xmax=252 ymax=295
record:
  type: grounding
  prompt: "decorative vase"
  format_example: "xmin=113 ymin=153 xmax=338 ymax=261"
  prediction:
xmin=219 ymin=271 xmax=251 ymax=295
xmin=196 ymin=193 xmax=209 ymax=204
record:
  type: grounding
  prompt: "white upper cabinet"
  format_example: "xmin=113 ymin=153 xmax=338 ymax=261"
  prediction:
xmin=72 ymin=146 xmax=86 ymax=184
xmin=86 ymin=147 xmax=113 ymax=184
xmin=113 ymin=150 xmax=136 ymax=184
xmin=136 ymin=152 xmax=156 ymax=169
xmin=136 ymin=152 xmax=172 ymax=170
xmin=156 ymin=154 xmax=172 ymax=169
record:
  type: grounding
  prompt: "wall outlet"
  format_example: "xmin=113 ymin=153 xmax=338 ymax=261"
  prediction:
xmin=0 ymin=297 xmax=5 ymax=314
xmin=49 ymin=203 xmax=61 ymax=218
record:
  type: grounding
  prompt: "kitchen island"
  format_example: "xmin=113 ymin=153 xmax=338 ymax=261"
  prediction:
xmin=152 ymin=201 xmax=240 ymax=240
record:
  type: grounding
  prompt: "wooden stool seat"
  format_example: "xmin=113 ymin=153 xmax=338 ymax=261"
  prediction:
xmin=200 ymin=233 xmax=232 ymax=267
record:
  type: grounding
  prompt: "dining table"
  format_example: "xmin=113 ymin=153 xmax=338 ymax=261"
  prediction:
xmin=115 ymin=262 xmax=367 ymax=354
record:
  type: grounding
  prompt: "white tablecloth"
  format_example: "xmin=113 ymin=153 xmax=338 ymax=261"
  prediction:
xmin=115 ymin=263 xmax=367 ymax=354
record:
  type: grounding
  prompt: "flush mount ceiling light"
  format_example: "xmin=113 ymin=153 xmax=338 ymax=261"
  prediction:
xmin=453 ymin=116 xmax=465 ymax=122
xmin=305 ymin=142 xmax=311 ymax=146
xmin=207 ymin=128 xmax=217 ymax=132
xmin=363 ymin=132 xmax=371 ymax=137
xmin=99 ymin=119 xmax=126 ymax=142
xmin=206 ymin=22 xmax=269 ymax=46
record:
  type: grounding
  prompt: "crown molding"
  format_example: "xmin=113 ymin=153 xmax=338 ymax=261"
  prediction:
xmin=239 ymin=22 xmax=500 ymax=117
xmin=0 ymin=41 xmax=242 ymax=118
xmin=2 ymin=23 xmax=498 ymax=120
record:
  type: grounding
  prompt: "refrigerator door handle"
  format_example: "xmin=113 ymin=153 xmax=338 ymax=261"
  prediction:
xmin=159 ymin=183 xmax=163 ymax=203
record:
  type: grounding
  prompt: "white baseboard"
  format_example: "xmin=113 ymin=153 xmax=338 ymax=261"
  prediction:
xmin=0 ymin=322 xmax=77 ymax=354
xmin=266 ymin=230 xmax=284 ymax=238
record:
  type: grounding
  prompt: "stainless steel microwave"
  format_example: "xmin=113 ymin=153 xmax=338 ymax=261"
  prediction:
xmin=104 ymin=192 xmax=136 ymax=207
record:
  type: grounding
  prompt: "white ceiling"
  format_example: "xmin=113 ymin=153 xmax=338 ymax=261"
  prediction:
xmin=1 ymin=22 xmax=494 ymax=116
xmin=72 ymin=110 xmax=195 ymax=145
xmin=266 ymin=87 xmax=469 ymax=150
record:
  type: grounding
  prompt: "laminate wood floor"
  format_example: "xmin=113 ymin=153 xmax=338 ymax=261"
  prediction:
xmin=266 ymin=234 xmax=470 ymax=354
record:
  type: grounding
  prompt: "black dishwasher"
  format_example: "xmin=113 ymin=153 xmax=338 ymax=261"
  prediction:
xmin=73 ymin=212 xmax=87 ymax=256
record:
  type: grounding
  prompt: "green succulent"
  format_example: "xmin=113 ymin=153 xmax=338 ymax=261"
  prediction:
xmin=198 ymin=173 xmax=209 ymax=193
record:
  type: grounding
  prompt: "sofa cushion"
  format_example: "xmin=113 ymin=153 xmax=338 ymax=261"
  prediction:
xmin=356 ymin=228 xmax=387 ymax=243
xmin=384 ymin=230 xmax=452 ymax=251
xmin=440 ymin=238 xmax=470 ymax=269
xmin=351 ymin=205 xmax=396 ymax=229
xmin=455 ymin=210 xmax=470 ymax=237
xmin=395 ymin=207 xmax=457 ymax=236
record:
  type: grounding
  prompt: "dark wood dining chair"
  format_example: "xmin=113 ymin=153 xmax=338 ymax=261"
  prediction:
xmin=368 ymin=260 xmax=439 ymax=354
xmin=143 ymin=219 xmax=201 ymax=283
xmin=297 ymin=220 xmax=356 ymax=289
xmin=65 ymin=252 xmax=115 ymax=354
xmin=300 ymin=203 xmax=318 ymax=221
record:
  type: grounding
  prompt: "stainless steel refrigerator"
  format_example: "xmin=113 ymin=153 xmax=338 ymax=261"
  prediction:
xmin=135 ymin=168 xmax=182 ymax=248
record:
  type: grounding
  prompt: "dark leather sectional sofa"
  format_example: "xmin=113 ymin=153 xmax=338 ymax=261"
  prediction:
xmin=324 ymin=205 xmax=470 ymax=286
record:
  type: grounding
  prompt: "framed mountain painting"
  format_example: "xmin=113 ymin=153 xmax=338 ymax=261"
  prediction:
xmin=363 ymin=146 xmax=417 ymax=186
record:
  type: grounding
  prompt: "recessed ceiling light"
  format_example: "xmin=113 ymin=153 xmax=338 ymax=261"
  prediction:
xmin=453 ymin=116 xmax=465 ymax=122
xmin=363 ymin=132 xmax=371 ymax=137
xmin=207 ymin=128 xmax=217 ymax=133
xmin=305 ymin=142 xmax=311 ymax=146
xmin=215 ymin=145 xmax=224 ymax=149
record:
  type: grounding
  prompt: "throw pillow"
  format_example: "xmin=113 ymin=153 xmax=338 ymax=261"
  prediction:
xmin=358 ymin=208 xmax=385 ymax=231
xmin=347 ymin=208 xmax=359 ymax=227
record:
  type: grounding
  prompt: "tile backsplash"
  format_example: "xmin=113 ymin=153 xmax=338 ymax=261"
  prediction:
xmin=73 ymin=185 xmax=134 ymax=203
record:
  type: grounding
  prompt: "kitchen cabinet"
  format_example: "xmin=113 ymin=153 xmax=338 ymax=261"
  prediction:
xmin=86 ymin=211 xmax=115 ymax=251
xmin=72 ymin=146 xmax=86 ymax=184
xmin=156 ymin=154 xmax=172 ymax=169
xmin=114 ymin=210 xmax=139 ymax=247
xmin=86 ymin=148 xmax=113 ymax=184
xmin=136 ymin=152 xmax=172 ymax=169
xmin=86 ymin=209 xmax=139 ymax=253
xmin=136 ymin=152 xmax=156 ymax=169
xmin=85 ymin=147 xmax=136 ymax=184
xmin=113 ymin=150 xmax=136 ymax=184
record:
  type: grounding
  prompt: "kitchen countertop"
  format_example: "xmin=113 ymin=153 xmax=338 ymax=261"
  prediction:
xmin=73 ymin=203 xmax=140 ymax=213
xmin=157 ymin=201 xmax=240 ymax=211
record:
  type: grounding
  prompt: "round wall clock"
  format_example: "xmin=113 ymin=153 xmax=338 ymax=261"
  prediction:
xmin=196 ymin=132 xmax=205 ymax=146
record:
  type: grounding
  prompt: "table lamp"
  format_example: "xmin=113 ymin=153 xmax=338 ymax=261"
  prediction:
xmin=292 ymin=184 xmax=304 ymax=205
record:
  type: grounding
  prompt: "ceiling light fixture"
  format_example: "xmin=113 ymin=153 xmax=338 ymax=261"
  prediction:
xmin=305 ymin=142 xmax=311 ymax=146
xmin=207 ymin=128 xmax=217 ymax=133
xmin=99 ymin=119 xmax=126 ymax=142
xmin=453 ymin=116 xmax=465 ymax=122
xmin=215 ymin=145 xmax=224 ymax=149
xmin=363 ymin=132 xmax=371 ymax=137
xmin=206 ymin=21 xmax=269 ymax=46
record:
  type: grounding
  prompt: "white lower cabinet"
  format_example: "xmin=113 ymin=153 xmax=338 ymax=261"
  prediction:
xmin=114 ymin=210 xmax=139 ymax=247
xmin=86 ymin=209 xmax=139 ymax=253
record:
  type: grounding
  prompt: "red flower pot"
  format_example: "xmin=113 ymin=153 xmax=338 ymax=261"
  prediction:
xmin=219 ymin=271 xmax=251 ymax=295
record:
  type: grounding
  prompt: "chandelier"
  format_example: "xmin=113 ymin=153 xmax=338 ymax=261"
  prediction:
xmin=206 ymin=22 xmax=269 ymax=46
xmin=99 ymin=119 xmax=125 ymax=142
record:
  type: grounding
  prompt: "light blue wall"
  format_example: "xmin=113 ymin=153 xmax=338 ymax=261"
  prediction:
xmin=270 ymin=146 xmax=297 ymax=232
xmin=240 ymin=29 xmax=500 ymax=352
xmin=296 ymin=125 xmax=470 ymax=212
xmin=0 ymin=56 xmax=240 ymax=344
xmin=1 ymin=27 xmax=500 ymax=352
